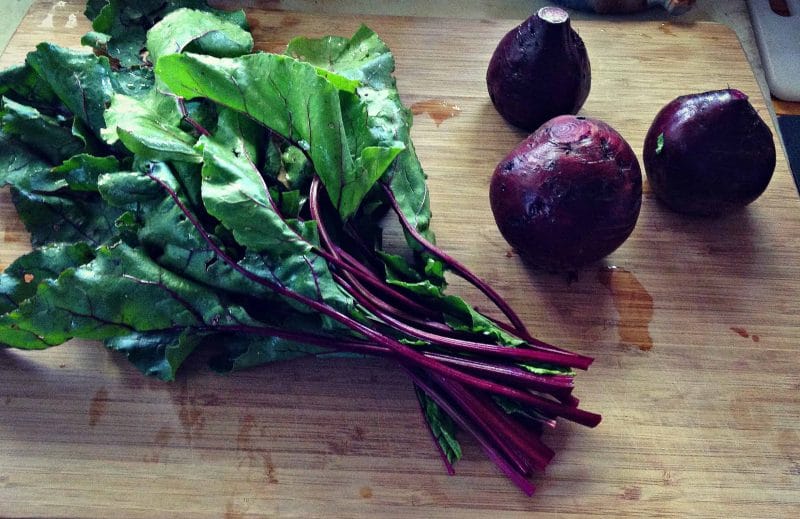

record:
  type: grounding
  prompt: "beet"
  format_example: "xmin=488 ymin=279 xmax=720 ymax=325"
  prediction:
xmin=643 ymin=89 xmax=776 ymax=216
xmin=486 ymin=7 xmax=591 ymax=132
xmin=490 ymin=115 xmax=642 ymax=270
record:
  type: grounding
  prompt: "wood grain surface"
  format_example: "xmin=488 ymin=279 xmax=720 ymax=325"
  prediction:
xmin=2 ymin=1 xmax=799 ymax=517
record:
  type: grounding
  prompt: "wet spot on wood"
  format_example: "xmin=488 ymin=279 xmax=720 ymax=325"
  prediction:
xmin=619 ymin=486 xmax=641 ymax=500
xmin=328 ymin=438 xmax=350 ymax=455
xmin=598 ymin=266 xmax=653 ymax=351
xmin=729 ymin=392 xmax=773 ymax=430
xmin=154 ymin=426 xmax=173 ymax=446
xmin=144 ymin=426 xmax=174 ymax=463
xmin=175 ymin=379 xmax=206 ymax=442
xmin=197 ymin=392 xmax=222 ymax=406
xmin=245 ymin=15 xmax=260 ymax=30
xmin=236 ymin=414 xmax=278 ymax=484
xmin=360 ymin=486 xmax=373 ymax=498
xmin=224 ymin=500 xmax=244 ymax=519
xmin=751 ymin=334 xmax=760 ymax=342
xmin=281 ymin=14 xmax=301 ymax=27
xmin=237 ymin=414 xmax=256 ymax=449
xmin=88 ymin=388 xmax=108 ymax=427
xmin=263 ymin=454 xmax=278 ymax=484
xmin=352 ymin=425 xmax=366 ymax=441
xmin=410 ymin=99 xmax=462 ymax=126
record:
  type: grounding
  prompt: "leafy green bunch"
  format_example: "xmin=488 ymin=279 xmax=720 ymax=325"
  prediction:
xmin=0 ymin=0 xmax=599 ymax=495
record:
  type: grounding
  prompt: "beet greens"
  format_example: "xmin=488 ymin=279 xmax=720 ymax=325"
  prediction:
xmin=0 ymin=1 xmax=599 ymax=495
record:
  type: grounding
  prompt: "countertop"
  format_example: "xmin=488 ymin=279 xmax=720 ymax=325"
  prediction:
xmin=2 ymin=1 xmax=800 ymax=517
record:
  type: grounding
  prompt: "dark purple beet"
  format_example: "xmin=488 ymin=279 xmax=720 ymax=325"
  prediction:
xmin=490 ymin=115 xmax=642 ymax=270
xmin=486 ymin=7 xmax=591 ymax=132
xmin=643 ymin=89 xmax=776 ymax=216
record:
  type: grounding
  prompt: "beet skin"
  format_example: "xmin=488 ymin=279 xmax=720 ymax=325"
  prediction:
xmin=490 ymin=115 xmax=642 ymax=270
xmin=643 ymin=89 xmax=776 ymax=216
xmin=486 ymin=7 xmax=591 ymax=132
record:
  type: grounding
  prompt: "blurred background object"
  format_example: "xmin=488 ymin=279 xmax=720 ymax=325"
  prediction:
xmin=554 ymin=0 xmax=695 ymax=15
xmin=747 ymin=0 xmax=800 ymax=102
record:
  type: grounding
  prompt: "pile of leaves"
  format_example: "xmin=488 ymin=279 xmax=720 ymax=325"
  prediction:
xmin=0 ymin=0 xmax=599 ymax=495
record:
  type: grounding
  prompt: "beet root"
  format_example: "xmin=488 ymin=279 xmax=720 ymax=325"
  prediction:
xmin=490 ymin=115 xmax=642 ymax=270
xmin=643 ymin=88 xmax=776 ymax=216
xmin=486 ymin=7 xmax=591 ymax=132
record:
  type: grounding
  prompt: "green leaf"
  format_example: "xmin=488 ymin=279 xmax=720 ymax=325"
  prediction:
xmin=0 ymin=132 xmax=64 ymax=192
xmin=10 ymin=187 xmax=123 ymax=247
xmin=207 ymin=332 xmax=330 ymax=373
xmin=0 ymin=243 xmax=250 ymax=350
xmin=98 ymin=165 xmax=267 ymax=298
xmin=105 ymin=329 xmax=203 ymax=381
xmin=0 ymin=243 xmax=95 ymax=315
xmin=146 ymin=8 xmax=254 ymax=65
xmin=493 ymin=395 xmax=561 ymax=423
xmin=25 ymin=43 xmax=114 ymax=136
xmin=520 ymin=363 xmax=575 ymax=376
xmin=286 ymin=25 xmax=395 ymax=90
xmin=156 ymin=52 xmax=400 ymax=219
xmin=52 ymin=154 xmax=121 ymax=191
xmin=287 ymin=26 xmax=432 ymax=237
xmin=197 ymin=109 xmax=313 ymax=255
xmin=103 ymin=90 xmax=201 ymax=162
xmin=85 ymin=0 xmax=110 ymax=21
xmin=108 ymin=66 xmax=154 ymax=98
xmin=280 ymin=144 xmax=313 ymax=190
xmin=1 ymin=97 xmax=85 ymax=164
xmin=440 ymin=295 xmax=525 ymax=347
xmin=97 ymin=169 xmax=165 ymax=206
xmin=0 ymin=63 xmax=58 ymax=110
xmin=88 ymin=0 xmax=248 ymax=67
xmin=415 ymin=387 xmax=462 ymax=465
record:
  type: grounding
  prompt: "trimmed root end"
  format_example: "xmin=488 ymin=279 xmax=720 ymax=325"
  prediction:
xmin=537 ymin=6 xmax=569 ymax=24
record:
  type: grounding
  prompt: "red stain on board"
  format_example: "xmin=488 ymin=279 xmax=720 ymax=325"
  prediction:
xmin=88 ymin=388 xmax=108 ymax=427
xmin=730 ymin=327 xmax=760 ymax=342
xmin=410 ymin=99 xmax=462 ymax=126
xmin=175 ymin=379 xmax=206 ymax=442
xmin=619 ymin=486 xmax=642 ymax=500
xmin=144 ymin=426 xmax=174 ymax=463
xmin=731 ymin=326 xmax=749 ymax=338
xmin=236 ymin=414 xmax=278 ymax=484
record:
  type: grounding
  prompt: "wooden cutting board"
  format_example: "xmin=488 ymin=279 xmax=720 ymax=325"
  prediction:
xmin=2 ymin=1 xmax=799 ymax=517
